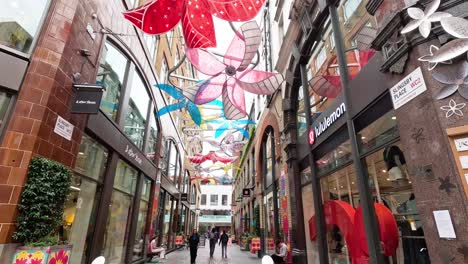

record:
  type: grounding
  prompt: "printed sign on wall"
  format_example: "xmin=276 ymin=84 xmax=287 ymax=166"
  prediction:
xmin=54 ymin=116 xmax=74 ymax=141
xmin=390 ymin=67 xmax=427 ymax=109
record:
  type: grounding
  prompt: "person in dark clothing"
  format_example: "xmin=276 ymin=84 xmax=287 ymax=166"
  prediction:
xmin=219 ymin=230 xmax=229 ymax=258
xmin=189 ymin=230 xmax=200 ymax=264
xmin=271 ymin=240 xmax=287 ymax=264
xmin=209 ymin=228 xmax=219 ymax=257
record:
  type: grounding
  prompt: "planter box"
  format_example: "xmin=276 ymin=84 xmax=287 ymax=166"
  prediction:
xmin=12 ymin=245 xmax=72 ymax=264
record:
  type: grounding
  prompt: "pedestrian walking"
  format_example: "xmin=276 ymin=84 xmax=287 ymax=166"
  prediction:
xmin=219 ymin=230 xmax=229 ymax=258
xmin=189 ymin=230 xmax=200 ymax=264
xmin=208 ymin=228 xmax=219 ymax=257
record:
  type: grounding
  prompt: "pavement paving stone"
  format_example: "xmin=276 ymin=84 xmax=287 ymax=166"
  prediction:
xmin=155 ymin=239 xmax=261 ymax=264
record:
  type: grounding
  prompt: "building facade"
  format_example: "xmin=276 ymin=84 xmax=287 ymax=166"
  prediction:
xmin=281 ymin=0 xmax=468 ymax=263
xmin=0 ymin=0 xmax=198 ymax=263
xmin=198 ymin=185 xmax=232 ymax=234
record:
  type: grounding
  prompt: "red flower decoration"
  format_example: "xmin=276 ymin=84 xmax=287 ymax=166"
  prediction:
xmin=188 ymin=151 xmax=237 ymax=164
xmin=123 ymin=0 xmax=266 ymax=48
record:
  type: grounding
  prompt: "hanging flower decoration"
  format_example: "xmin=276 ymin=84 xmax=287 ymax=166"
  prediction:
xmin=401 ymin=0 xmax=451 ymax=38
xmin=432 ymin=60 xmax=468 ymax=100
xmin=154 ymin=84 xmax=202 ymax=126
xmin=188 ymin=151 xmax=238 ymax=164
xmin=123 ymin=0 xmax=266 ymax=48
xmin=207 ymin=118 xmax=256 ymax=138
xmin=184 ymin=21 xmax=284 ymax=119
xmin=440 ymin=99 xmax=466 ymax=118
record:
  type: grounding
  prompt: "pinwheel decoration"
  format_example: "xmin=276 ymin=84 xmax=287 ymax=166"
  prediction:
xmin=155 ymin=84 xmax=202 ymax=126
xmin=123 ymin=0 xmax=267 ymax=48
xmin=188 ymin=151 xmax=238 ymax=164
xmin=184 ymin=21 xmax=284 ymax=119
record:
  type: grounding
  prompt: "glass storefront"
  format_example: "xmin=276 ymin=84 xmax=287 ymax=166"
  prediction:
xmin=0 ymin=0 xmax=49 ymax=54
xmin=96 ymin=43 xmax=129 ymax=121
xmin=132 ymin=177 xmax=152 ymax=261
xmin=0 ymin=90 xmax=13 ymax=136
xmin=124 ymin=71 xmax=150 ymax=149
xmin=60 ymin=134 xmax=108 ymax=264
xmin=145 ymin=111 xmax=159 ymax=163
xmin=102 ymin=160 xmax=138 ymax=264
xmin=302 ymin=107 xmax=429 ymax=264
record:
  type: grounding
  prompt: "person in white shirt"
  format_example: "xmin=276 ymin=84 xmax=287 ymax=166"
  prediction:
xmin=271 ymin=240 xmax=287 ymax=263
xmin=148 ymin=236 xmax=165 ymax=260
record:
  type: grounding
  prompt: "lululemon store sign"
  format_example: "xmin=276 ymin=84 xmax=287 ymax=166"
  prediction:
xmin=309 ymin=102 xmax=346 ymax=145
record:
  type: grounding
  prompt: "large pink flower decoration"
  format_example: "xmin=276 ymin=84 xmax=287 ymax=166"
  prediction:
xmin=184 ymin=21 xmax=284 ymax=119
xmin=123 ymin=0 xmax=266 ymax=48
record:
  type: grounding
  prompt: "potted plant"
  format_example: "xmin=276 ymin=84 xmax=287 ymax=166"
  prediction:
xmin=11 ymin=157 xmax=73 ymax=264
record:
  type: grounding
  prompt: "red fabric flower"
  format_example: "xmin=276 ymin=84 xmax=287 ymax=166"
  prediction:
xmin=123 ymin=0 xmax=266 ymax=48
xmin=188 ymin=151 xmax=237 ymax=164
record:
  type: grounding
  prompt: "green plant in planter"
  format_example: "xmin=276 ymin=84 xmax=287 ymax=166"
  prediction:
xmin=13 ymin=157 xmax=72 ymax=245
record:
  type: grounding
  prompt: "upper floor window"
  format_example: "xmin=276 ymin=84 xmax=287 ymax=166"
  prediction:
xmin=145 ymin=111 xmax=159 ymax=164
xmin=263 ymin=131 xmax=275 ymax=188
xmin=315 ymin=46 xmax=327 ymax=72
xmin=201 ymin=194 xmax=207 ymax=205
xmin=222 ymin=195 xmax=228 ymax=206
xmin=210 ymin=195 xmax=218 ymax=206
xmin=124 ymin=71 xmax=150 ymax=149
xmin=97 ymin=43 xmax=129 ymax=121
xmin=0 ymin=0 xmax=49 ymax=54
xmin=166 ymin=140 xmax=180 ymax=183
xmin=343 ymin=0 xmax=362 ymax=21
xmin=0 ymin=90 xmax=13 ymax=137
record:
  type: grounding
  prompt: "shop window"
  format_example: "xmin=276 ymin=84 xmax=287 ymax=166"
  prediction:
xmin=357 ymin=110 xmax=399 ymax=154
xmin=162 ymin=192 xmax=173 ymax=248
xmin=124 ymin=71 xmax=150 ymax=149
xmin=96 ymin=43 xmax=129 ymax=121
xmin=0 ymin=0 xmax=49 ymax=54
xmin=166 ymin=140 xmax=180 ymax=183
xmin=316 ymin=139 xmax=352 ymax=176
xmin=222 ymin=195 xmax=228 ymax=206
xmin=0 ymin=90 xmax=13 ymax=137
xmin=145 ymin=110 xmax=159 ymax=164
xmin=315 ymin=46 xmax=327 ymax=71
xmin=210 ymin=195 xmax=218 ymax=206
xmin=61 ymin=134 xmax=108 ymax=263
xmin=201 ymin=194 xmax=207 ymax=205
xmin=132 ymin=177 xmax=152 ymax=261
xmin=264 ymin=132 xmax=275 ymax=188
xmin=102 ymin=160 xmax=138 ymax=263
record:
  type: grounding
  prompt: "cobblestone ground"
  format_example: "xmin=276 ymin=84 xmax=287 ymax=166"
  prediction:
xmin=161 ymin=239 xmax=261 ymax=264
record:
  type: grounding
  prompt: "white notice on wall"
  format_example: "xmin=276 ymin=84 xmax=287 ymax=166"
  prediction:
xmin=459 ymin=156 xmax=468 ymax=169
xmin=464 ymin=174 xmax=468 ymax=184
xmin=54 ymin=116 xmax=74 ymax=141
xmin=433 ymin=210 xmax=456 ymax=239
xmin=390 ymin=67 xmax=427 ymax=109
xmin=454 ymin=137 xmax=468 ymax=152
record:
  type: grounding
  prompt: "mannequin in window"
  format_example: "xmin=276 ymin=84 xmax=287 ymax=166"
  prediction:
xmin=383 ymin=145 xmax=409 ymax=186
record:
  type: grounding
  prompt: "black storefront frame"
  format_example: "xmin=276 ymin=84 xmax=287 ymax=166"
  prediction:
xmin=84 ymin=35 xmax=178 ymax=263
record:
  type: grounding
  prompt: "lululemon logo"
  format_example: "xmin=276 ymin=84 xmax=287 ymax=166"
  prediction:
xmin=308 ymin=130 xmax=315 ymax=145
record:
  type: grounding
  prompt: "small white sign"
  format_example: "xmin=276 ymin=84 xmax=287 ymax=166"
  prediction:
xmin=390 ymin=67 xmax=427 ymax=109
xmin=454 ymin=137 xmax=468 ymax=152
xmin=433 ymin=210 xmax=456 ymax=239
xmin=54 ymin=116 xmax=74 ymax=141
xmin=459 ymin=156 xmax=468 ymax=169
xmin=464 ymin=173 xmax=468 ymax=184
xmin=86 ymin=23 xmax=96 ymax=40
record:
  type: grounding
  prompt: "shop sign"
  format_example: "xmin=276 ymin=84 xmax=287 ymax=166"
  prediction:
xmin=71 ymin=84 xmax=105 ymax=114
xmin=181 ymin=193 xmax=188 ymax=202
xmin=314 ymin=102 xmax=346 ymax=138
xmin=124 ymin=144 xmax=143 ymax=165
xmin=433 ymin=210 xmax=456 ymax=239
xmin=454 ymin=137 xmax=468 ymax=152
xmin=308 ymin=129 xmax=315 ymax=145
xmin=390 ymin=67 xmax=427 ymax=109
xmin=54 ymin=116 xmax=74 ymax=141
xmin=242 ymin=188 xmax=250 ymax=197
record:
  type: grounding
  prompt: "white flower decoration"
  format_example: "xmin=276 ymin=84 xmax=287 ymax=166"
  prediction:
xmin=440 ymin=99 xmax=466 ymax=118
xmin=401 ymin=0 xmax=452 ymax=38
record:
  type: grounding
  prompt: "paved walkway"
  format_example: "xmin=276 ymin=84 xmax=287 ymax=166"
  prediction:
xmin=162 ymin=239 xmax=261 ymax=264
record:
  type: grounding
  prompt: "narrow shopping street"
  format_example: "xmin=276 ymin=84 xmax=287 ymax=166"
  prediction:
xmin=163 ymin=240 xmax=260 ymax=264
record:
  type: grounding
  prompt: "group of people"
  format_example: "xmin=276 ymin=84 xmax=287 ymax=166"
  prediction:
xmin=188 ymin=228 xmax=230 ymax=264
xmin=149 ymin=229 xmax=288 ymax=264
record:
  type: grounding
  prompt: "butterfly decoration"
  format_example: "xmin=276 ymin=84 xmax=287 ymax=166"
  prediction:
xmin=155 ymin=84 xmax=202 ymax=126
xmin=123 ymin=0 xmax=267 ymax=48
xmin=184 ymin=21 xmax=284 ymax=119
xmin=206 ymin=118 xmax=256 ymax=139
